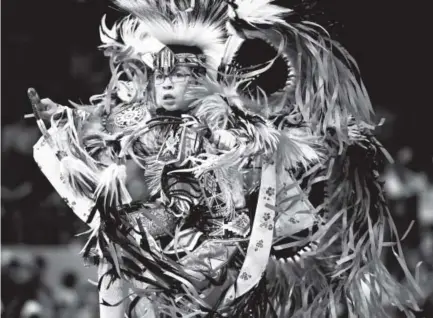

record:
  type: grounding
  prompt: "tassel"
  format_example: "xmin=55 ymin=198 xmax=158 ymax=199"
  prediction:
xmin=59 ymin=155 xmax=98 ymax=198
xmin=94 ymin=162 xmax=132 ymax=209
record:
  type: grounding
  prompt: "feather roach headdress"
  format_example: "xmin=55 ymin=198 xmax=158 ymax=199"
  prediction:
xmin=101 ymin=0 xmax=228 ymax=77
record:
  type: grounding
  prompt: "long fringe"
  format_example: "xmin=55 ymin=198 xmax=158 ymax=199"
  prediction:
xmin=277 ymin=22 xmax=374 ymax=148
xmin=264 ymin=133 xmax=422 ymax=317
xmin=224 ymin=0 xmax=374 ymax=151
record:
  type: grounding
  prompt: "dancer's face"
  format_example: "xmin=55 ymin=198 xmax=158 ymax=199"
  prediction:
xmin=154 ymin=66 xmax=192 ymax=111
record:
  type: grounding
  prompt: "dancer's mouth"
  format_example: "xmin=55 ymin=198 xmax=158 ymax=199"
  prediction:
xmin=163 ymin=94 xmax=175 ymax=100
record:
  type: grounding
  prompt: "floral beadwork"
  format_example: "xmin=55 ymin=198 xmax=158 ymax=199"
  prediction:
xmin=240 ymin=271 xmax=252 ymax=280
xmin=260 ymin=212 xmax=274 ymax=230
xmin=266 ymin=187 xmax=275 ymax=197
xmin=56 ymin=150 xmax=68 ymax=159
xmin=255 ymin=239 xmax=264 ymax=251
xmin=289 ymin=217 xmax=300 ymax=224
xmin=264 ymin=186 xmax=276 ymax=201
xmin=62 ymin=197 xmax=74 ymax=207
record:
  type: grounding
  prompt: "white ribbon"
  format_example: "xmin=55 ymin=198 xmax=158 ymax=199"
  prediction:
xmin=222 ymin=155 xmax=277 ymax=304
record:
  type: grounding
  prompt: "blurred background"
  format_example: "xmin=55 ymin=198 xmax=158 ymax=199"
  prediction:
xmin=1 ymin=0 xmax=431 ymax=317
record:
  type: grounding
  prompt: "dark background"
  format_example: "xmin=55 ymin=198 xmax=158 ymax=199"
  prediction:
xmin=1 ymin=0 xmax=432 ymax=317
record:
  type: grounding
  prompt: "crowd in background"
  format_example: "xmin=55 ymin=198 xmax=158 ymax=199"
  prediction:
xmin=1 ymin=251 xmax=99 ymax=318
xmin=2 ymin=0 xmax=432 ymax=317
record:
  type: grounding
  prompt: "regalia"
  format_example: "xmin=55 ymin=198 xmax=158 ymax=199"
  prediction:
xmin=30 ymin=0 xmax=422 ymax=317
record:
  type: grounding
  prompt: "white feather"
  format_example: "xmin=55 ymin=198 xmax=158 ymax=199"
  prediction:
xmin=99 ymin=15 xmax=119 ymax=45
xmin=228 ymin=0 xmax=292 ymax=26
xmin=94 ymin=163 xmax=132 ymax=208
xmin=119 ymin=17 xmax=166 ymax=55
xmin=277 ymin=127 xmax=325 ymax=170
xmin=59 ymin=156 xmax=98 ymax=198
xmin=110 ymin=0 xmax=228 ymax=72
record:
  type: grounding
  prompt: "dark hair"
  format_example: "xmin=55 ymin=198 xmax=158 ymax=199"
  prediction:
xmin=168 ymin=45 xmax=203 ymax=55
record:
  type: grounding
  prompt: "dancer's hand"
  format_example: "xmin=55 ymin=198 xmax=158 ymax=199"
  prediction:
xmin=211 ymin=129 xmax=238 ymax=150
xmin=27 ymin=88 xmax=59 ymax=122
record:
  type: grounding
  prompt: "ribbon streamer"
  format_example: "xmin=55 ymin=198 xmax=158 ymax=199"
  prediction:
xmin=222 ymin=155 xmax=277 ymax=304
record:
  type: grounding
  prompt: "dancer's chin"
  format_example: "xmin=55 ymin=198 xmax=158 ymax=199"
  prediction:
xmin=161 ymin=100 xmax=178 ymax=110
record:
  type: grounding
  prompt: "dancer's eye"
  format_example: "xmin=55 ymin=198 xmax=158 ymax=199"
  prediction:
xmin=173 ymin=72 xmax=188 ymax=81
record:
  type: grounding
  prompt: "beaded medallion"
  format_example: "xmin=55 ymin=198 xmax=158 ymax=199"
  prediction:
xmin=102 ymin=104 xmax=148 ymax=133
xmin=113 ymin=104 xmax=147 ymax=128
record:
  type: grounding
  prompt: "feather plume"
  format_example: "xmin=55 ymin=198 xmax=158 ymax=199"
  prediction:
xmin=227 ymin=0 xmax=292 ymax=27
xmin=276 ymin=127 xmax=324 ymax=171
xmin=188 ymin=75 xmax=272 ymax=124
xmin=110 ymin=0 xmax=228 ymax=73
xmin=183 ymin=75 xmax=323 ymax=175
xmin=94 ymin=163 xmax=132 ymax=208
xmin=59 ymin=156 xmax=99 ymax=198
